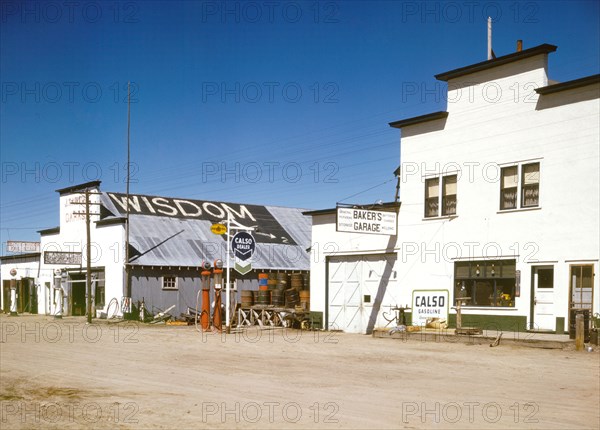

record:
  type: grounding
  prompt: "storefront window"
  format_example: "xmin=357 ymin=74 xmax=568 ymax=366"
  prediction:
xmin=454 ymin=260 xmax=516 ymax=307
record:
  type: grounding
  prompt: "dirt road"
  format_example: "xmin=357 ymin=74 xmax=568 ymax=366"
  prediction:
xmin=1 ymin=315 xmax=598 ymax=429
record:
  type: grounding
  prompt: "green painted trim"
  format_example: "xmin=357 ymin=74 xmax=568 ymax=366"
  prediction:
xmin=447 ymin=314 xmax=528 ymax=332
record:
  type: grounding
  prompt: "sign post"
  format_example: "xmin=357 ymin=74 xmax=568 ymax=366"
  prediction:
xmin=224 ymin=215 xmax=255 ymax=331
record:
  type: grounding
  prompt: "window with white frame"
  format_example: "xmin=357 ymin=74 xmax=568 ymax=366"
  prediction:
xmin=162 ymin=275 xmax=178 ymax=290
xmin=425 ymin=174 xmax=457 ymax=218
xmin=500 ymin=162 xmax=540 ymax=210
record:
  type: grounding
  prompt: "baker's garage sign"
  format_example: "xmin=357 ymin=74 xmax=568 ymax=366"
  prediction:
xmin=336 ymin=207 xmax=397 ymax=236
xmin=412 ymin=290 xmax=449 ymax=325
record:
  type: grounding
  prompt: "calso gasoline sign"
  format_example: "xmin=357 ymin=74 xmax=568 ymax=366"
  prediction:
xmin=411 ymin=290 xmax=449 ymax=326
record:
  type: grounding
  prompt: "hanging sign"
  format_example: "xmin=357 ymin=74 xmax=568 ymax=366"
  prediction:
xmin=232 ymin=232 xmax=256 ymax=261
xmin=210 ymin=223 xmax=227 ymax=235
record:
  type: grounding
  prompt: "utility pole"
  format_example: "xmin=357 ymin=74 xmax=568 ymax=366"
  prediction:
xmin=85 ymin=189 xmax=92 ymax=324
xmin=125 ymin=81 xmax=132 ymax=313
xmin=73 ymin=187 xmax=100 ymax=323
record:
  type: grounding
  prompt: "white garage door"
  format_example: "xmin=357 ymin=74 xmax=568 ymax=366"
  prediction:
xmin=328 ymin=254 xmax=397 ymax=334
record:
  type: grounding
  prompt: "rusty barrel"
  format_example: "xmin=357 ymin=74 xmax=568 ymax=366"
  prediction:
xmin=271 ymin=289 xmax=285 ymax=306
xmin=299 ymin=290 xmax=310 ymax=311
xmin=291 ymin=273 xmax=303 ymax=290
xmin=257 ymin=290 xmax=271 ymax=305
xmin=258 ymin=273 xmax=269 ymax=291
xmin=285 ymin=288 xmax=300 ymax=308
xmin=241 ymin=290 xmax=253 ymax=307
xmin=276 ymin=272 xmax=289 ymax=291
xmin=268 ymin=273 xmax=278 ymax=290
xmin=302 ymin=273 xmax=310 ymax=291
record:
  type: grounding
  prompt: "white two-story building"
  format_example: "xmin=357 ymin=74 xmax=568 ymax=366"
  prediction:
xmin=305 ymin=43 xmax=599 ymax=335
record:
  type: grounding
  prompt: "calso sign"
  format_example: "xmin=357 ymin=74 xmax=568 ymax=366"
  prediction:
xmin=411 ymin=290 xmax=449 ymax=326
xmin=232 ymin=232 xmax=256 ymax=261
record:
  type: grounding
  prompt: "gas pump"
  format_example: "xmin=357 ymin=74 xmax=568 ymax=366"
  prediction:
xmin=9 ymin=268 xmax=17 ymax=316
xmin=53 ymin=270 xmax=65 ymax=319
xmin=200 ymin=261 xmax=212 ymax=330
xmin=212 ymin=259 xmax=223 ymax=331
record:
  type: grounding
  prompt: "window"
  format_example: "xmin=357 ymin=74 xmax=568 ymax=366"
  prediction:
xmin=425 ymin=177 xmax=439 ymax=217
xmin=521 ymin=163 xmax=540 ymax=207
xmin=500 ymin=162 xmax=540 ymax=210
xmin=454 ymin=260 xmax=517 ymax=307
xmin=442 ymin=175 xmax=457 ymax=216
xmin=500 ymin=166 xmax=518 ymax=210
xmin=425 ymin=174 xmax=457 ymax=218
xmin=162 ymin=275 xmax=178 ymax=290
xmin=570 ymin=265 xmax=594 ymax=309
xmin=536 ymin=268 xmax=554 ymax=288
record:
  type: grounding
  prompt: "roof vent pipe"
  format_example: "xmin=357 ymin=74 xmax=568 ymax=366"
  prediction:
xmin=517 ymin=40 xmax=523 ymax=52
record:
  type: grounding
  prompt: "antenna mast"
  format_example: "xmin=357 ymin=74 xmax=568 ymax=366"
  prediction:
xmin=125 ymin=81 xmax=131 ymax=310
xmin=487 ymin=17 xmax=493 ymax=60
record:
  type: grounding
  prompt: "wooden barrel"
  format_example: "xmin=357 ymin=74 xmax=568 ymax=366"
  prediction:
xmin=276 ymin=272 xmax=289 ymax=290
xmin=257 ymin=290 xmax=271 ymax=305
xmin=271 ymin=289 xmax=285 ymax=306
xmin=299 ymin=290 xmax=310 ymax=311
xmin=285 ymin=288 xmax=300 ymax=307
xmin=241 ymin=290 xmax=253 ymax=307
xmin=267 ymin=274 xmax=278 ymax=290
xmin=290 ymin=273 xmax=303 ymax=289
xmin=252 ymin=290 xmax=259 ymax=303
xmin=302 ymin=273 xmax=310 ymax=291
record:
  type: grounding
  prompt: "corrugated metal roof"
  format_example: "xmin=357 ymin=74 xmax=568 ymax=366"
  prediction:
xmin=100 ymin=192 xmax=311 ymax=270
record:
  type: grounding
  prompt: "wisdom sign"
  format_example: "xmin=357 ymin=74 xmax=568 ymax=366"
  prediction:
xmin=336 ymin=208 xmax=397 ymax=235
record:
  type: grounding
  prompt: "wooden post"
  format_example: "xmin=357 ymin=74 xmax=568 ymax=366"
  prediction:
xmin=575 ymin=313 xmax=584 ymax=351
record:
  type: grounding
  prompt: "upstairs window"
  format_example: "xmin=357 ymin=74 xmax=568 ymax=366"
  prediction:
xmin=500 ymin=166 xmax=518 ymax=210
xmin=425 ymin=174 xmax=457 ymax=218
xmin=500 ymin=162 xmax=540 ymax=210
xmin=425 ymin=177 xmax=439 ymax=217
xmin=521 ymin=163 xmax=540 ymax=208
xmin=442 ymin=175 xmax=457 ymax=216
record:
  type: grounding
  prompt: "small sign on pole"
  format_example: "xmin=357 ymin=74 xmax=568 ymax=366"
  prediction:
xmin=210 ymin=223 xmax=227 ymax=235
xmin=232 ymin=232 xmax=256 ymax=274
xmin=232 ymin=232 xmax=256 ymax=261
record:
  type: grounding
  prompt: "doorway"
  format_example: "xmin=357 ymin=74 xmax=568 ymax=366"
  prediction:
xmin=530 ymin=266 xmax=555 ymax=331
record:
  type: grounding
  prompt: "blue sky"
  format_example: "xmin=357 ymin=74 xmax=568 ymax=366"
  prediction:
xmin=1 ymin=0 xmax=599 ymax=246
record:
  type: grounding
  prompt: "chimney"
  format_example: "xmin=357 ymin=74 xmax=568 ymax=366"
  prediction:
xmin=517 ymin=40 xmax=523 ymax=52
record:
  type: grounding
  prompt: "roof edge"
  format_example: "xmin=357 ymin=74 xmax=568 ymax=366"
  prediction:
xmin=303 ymin=201 xmax=401 ymax=217
xmin=38 ymin=227 xmax=60 ymax=235
xmin=389 ymin=111 xmax=448 ymax=129
xmin=0 ymin=252 xmax=41 ymax=261
xmin=535 ymin=73 xmax=600 ymax=95
xmin=56 ymin=181 xmax=101 ymax=195
xmin=435 ymin=43 xmax=558 ymax=82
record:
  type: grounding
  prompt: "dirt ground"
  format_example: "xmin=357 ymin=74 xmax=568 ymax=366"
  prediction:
xmin=1 ymin=315 xmax=598 ymax=429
